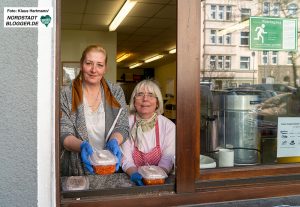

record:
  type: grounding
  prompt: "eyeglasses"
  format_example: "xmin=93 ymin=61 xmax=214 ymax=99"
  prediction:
xmin=135 ymin=92 xmax=157 ymax=99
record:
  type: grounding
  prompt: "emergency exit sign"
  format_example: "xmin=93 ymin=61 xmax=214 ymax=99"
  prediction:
xmin=250 ymin=16 xmax=298 ymax=51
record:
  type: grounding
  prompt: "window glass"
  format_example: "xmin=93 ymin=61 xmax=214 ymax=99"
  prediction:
xmin=218 ymin=6 xmax=224 ymax=20
xmin=210 ymin=30 xmax=216 ymax=44
xmin=272 ymin=3 xmax=280 ymax=16
xmin=287 ymin=3 xmax=298 ymax=16
xmin=240 ymin=56 xmax=250 ymax=69
xmin=241 ymin=8 xmax=251 ymax=21
xmin=225 ymin=34 xmax=231 ymax=45
xmin=200 ymin=0 xmax=300 ymax=174
xmin=211 ymin=5 xmax=216 ymax=19
xmin=226 ymin=6 xmax=232 ymax=20
xmin=262 ymin=51 xmax=269 ymax=64
xmin=263 ymin=2 xmax=270 ymax=16
xmin=240 ymin=32 xmax=249 ymax=45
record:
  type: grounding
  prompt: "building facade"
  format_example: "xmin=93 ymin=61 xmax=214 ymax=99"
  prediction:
xmin=200 ymin=0 xmax=300 ymax=89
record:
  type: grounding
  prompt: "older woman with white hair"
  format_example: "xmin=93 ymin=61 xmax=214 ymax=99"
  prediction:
xmin=121 ymin=79 xmax=175 ymax=186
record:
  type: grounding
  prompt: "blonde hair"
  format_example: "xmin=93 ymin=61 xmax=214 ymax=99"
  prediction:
xmin=129 ymin=79 xmax=164 ymax=115
xmin=76 ymin=44 xmax=108 ymax=80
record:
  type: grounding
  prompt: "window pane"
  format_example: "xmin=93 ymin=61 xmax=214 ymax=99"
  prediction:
xmin=240 ymin=32 xmax=249 ymax=45
xmin=200 ymin=0 xmax=300 ymax=174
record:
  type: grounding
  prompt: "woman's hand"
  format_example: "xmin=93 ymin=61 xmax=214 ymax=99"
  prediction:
xmin=130 ymin=172 xmax=144 ymax=186
xmin=105 ymin=139 xmax=122 ymax=171
xmin=80 ymin=141 xmax=94 ymax=174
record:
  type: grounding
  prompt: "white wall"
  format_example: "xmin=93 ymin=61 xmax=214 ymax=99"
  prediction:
xmin=61 ymin=30 xmax=117 ymax=82
xmin=155 ymin=61 xmax=176 ymax=99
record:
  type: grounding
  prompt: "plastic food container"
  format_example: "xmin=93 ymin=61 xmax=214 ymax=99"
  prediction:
xmin=89 ymin=150 xmax=117 ymax=175
xmin=138 ymin=165 xmax=168 ymax=185
xmin=200 ymin=155 xmax=216 ymax=169
xmin=62 ymin=176 xmax=89 ymax=191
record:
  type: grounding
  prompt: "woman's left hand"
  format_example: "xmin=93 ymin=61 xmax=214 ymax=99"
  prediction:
xmin=105 ymin=139 xmax=122 ymax=171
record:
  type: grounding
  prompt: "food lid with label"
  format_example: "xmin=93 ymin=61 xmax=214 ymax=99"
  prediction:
xmin=89 ymin=149 xmax=117 ymax=166
xmin=138 ymin=165 xmax=168 ymax=180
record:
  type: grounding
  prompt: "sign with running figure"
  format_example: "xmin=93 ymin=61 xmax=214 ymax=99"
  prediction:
xmin=250 ymin=16 xmax=297 ymax=51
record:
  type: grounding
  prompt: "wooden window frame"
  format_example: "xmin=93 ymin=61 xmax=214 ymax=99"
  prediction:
xmin=56 ymin=0 xmax=300 ymax=206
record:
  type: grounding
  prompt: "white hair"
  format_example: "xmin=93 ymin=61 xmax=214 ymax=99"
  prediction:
xmin=129 ymin=79 xmax=164 ymax=115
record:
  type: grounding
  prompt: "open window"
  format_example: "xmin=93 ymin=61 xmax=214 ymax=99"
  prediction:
xmin=57 ymin=0 xmax=300 ymax=206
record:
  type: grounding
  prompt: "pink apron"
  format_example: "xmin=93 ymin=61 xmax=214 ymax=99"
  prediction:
xmin=132 ymin=117 xmax=162 ymax=167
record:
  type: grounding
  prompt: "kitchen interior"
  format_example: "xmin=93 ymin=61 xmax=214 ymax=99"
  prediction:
xmin=61 ymin=0 xmax=177 ymax=120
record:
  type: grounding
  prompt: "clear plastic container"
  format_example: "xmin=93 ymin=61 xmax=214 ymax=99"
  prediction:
xmin=138 ymin=165 xmax=168 ymax=185
xmin=89 ymin=150 xmax=117 ymax=175
xmin=62 ymin=176 xmax=89 ymax=191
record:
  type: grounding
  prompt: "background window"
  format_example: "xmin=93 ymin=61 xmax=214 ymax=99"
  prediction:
xmin=240 ymin=56 xmax=250 ymax=69
xmin=211 ymin=5 xmax=216 ymax=19
xmin=271 ymin=51 xmax=278 ymax=65
xmin=240 ymin=32 xmax=249 ymax=45
xmin=225 ymin=56 xmax=231 ymax=69
xmin=262 ymin=51 xmax=268 ymax=64
xmin=272 ymin=3 xmax=280 ymax=16
xmin=210 ymin=30 xmax=216 ymax=44
xmin=241 ymin=8 xmax=251 ymax=21
xmin=210 ymin=56 xmax=216 ymax=69
xmin=287 ymin=3 xmax=298 ymax=16
xmin=226 ymin=6 xmax=232 ymax=20
xmin=218 ymin=56 xmax=224 ymax=69
xmin=225 ymin=34 xmax=231 ymax=45
xmin=218 ymin=6 xmax=224 ymax=20
xmin=263 ymin=2 xmax=270 ymax=16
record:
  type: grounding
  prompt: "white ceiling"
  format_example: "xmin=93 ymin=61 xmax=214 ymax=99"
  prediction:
xmin=61 ymin=0 xmax=177 ymax=69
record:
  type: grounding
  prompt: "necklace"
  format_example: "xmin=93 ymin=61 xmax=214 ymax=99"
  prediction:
xmin=84 ymin=85 xmax=101 ymax=111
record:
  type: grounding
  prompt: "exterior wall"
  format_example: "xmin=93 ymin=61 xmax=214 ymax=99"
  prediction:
xmin=0 ymin=0 xmax=38 ymax=206
xmin=1 ymin=0 xmax=55 ymax=206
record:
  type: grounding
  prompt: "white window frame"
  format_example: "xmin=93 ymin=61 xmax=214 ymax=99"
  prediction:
xmin=241 ymin=8 xmax=251 ymax=21
xmin=271 ymin=51 xmax=278 ymax=65
xmin=240 ymin=56 xmax=250 ymax=70
xmin=218 ymin=35 xmax=223 ymax=44
xmin=262 ymin=51 xmax=268 ymax=65
xmin=218 ymin=5 xmax=224 ymax=20
xmin=210 ymin=55 xmax=231 ymax=70
xmin=210 ymin=5 xmax=216 ymax=19
xmin=218 ymin=56 xmax=224 ymax=69
xmin=210 ymin=30 xmax=217 ymax=44
xmin=225 ymin=56 xmax=231 ymax=69
xmin=226 ymin=6 xmax=232 ymax=20
xmin=210 ymin=56 xmax=216 ymax=70
xmin=225 ymin=33 xmax=231 ymax=45
xmin=287 ymin=3 xmax=298 ymax=17
xmin=263 ymin=2 xmax=270 ymax=16
xmin=272 ymin=3 xmax=280 ymax=16
xmin=240 ymin=32 xmax=249 ymax=46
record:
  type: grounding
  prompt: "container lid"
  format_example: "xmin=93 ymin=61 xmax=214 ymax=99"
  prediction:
xmin=89 ymin=150 xmax=117 ymax=166
xmin=62 ymin=176 xmax=89 ymax=191
xmin=200 ymin=155 xmax=216 ymax=169
xmin=138 ymin=165 xmax=168 ymax=180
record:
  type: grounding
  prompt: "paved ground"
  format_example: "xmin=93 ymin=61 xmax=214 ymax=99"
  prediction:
xmin=179 ymin=195 xmax=300 ymax=207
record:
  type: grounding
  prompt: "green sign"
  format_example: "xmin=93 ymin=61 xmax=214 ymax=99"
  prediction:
xmin=250 ymin=16 xmax=297 ymax=51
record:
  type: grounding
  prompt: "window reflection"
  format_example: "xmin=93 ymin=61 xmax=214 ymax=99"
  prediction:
xmin=200 ymin=0 xmax=300 ymax=170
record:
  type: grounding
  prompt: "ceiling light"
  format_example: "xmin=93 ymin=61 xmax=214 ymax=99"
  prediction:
xmin=129 ymin=62 xmax=143 ymax=69
xmin=109 ymin=0 xmax=137 ymax=31
xmin=169 ymin=48 xmax=176 ymax=54
xmin=144 ymin=55 xmax=164 ymax=63
xmin=116 ymin=53 xmax=131 ymax=62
